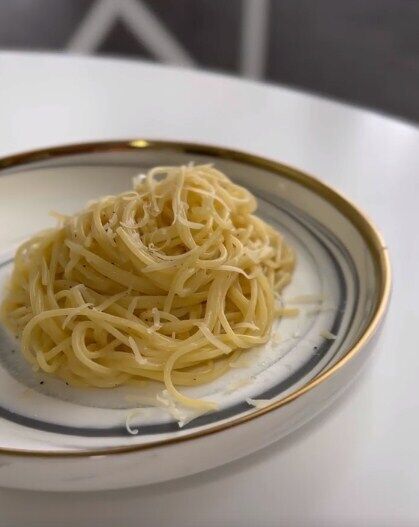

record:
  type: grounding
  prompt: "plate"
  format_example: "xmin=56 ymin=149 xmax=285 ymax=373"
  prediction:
xmin=0 ymin=140 xmax=390 ymax=491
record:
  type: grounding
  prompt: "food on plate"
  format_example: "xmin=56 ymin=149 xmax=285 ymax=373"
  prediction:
xmin=1 ymin=164 xmax=295 ymax=409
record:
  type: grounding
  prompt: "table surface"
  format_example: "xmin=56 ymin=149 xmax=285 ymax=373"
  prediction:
xmin=0 ymin=51 xmax=418 ymax=527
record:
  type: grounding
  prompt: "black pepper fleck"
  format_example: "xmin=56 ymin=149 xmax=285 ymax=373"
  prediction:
xmin=40 ymin=381 xmax=44 ymax=385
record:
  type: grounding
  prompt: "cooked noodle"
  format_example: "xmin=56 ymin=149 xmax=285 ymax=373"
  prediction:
xmin=1 ymin=164 xmax=295 ymax=410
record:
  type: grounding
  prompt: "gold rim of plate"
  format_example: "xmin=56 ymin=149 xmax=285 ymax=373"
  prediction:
xmin=0 ymin=140 xmax=391 ymax=458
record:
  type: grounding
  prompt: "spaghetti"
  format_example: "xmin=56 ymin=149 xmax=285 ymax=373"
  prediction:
xmin=1 ymin=164 xmax=295 ymax=410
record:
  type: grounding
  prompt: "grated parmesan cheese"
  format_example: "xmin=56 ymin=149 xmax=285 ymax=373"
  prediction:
xmin=177 ymin=411 xmax=208 ymax=428
xmin=125 ymin=409 xmax=143 ymax=435
xmin=156 ymin=391 xmax=192 ymax=427
xmin=124 ymin=392 xmax=211 ymax=430
xmin=246 ymin=397 xmax=271 ymax=409
xmin=320 ymin=330 xmax=337 ymax=340
xmin=146 ymin=307 xmax=162 ymax=333
xmin=128 ymin=336 xmax=148 ymax=365
xmin=127 ymin=297 xmax=138 ymax=316
xmin=132 ymin=173 xmax=146 ymax=188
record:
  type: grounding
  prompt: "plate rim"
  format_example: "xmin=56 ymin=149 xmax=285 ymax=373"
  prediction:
xmin=0 ymin=139 xmax=391 ymax=458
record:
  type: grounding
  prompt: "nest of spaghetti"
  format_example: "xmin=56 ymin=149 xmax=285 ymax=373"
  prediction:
xmin=1 ymin=164 xmax=295 ymax=410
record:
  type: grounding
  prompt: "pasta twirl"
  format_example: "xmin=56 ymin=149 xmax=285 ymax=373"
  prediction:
xmin=1 ymin=164 xmax=295 ymax=410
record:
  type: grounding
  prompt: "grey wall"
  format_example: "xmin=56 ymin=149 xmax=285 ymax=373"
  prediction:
xmin=0 ymin=0 xmax=418 ymax=124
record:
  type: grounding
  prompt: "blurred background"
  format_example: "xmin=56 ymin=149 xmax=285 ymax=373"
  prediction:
xmin=0 ymin=0 xmax=418 ymax=124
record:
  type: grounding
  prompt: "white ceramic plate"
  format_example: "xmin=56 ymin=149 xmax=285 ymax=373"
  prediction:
xmin=0 ymin=141 xmax=390 ymax=491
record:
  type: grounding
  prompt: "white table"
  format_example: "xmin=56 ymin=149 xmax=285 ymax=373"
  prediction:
xmin=0 ymin=51 xmax=418 ymax=526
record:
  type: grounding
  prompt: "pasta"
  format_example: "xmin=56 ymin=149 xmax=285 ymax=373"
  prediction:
xmin=1 ymin=164 xmax=295 ymax=410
